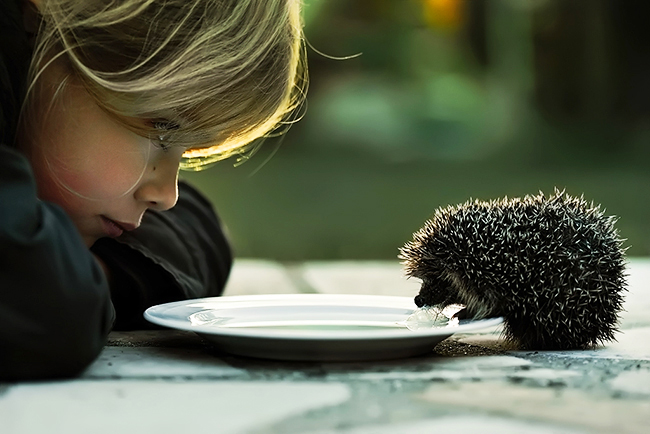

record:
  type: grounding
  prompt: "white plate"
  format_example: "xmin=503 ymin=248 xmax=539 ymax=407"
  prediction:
xmin=144 ymin=294 xmax=503 ymax=362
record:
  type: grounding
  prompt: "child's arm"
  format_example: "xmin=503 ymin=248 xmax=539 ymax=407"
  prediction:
xmin=91 ymin=181 xmax=233 ymax=330
xmin=0 ymin=145 xmax=115 ymax=380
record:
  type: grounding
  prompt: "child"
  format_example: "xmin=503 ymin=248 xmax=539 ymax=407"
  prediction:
xmin=0 ymin=0 xmax=306 ymax=380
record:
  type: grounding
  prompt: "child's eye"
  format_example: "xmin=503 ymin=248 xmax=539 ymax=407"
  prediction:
xmin=153 ymin=120 xmax=180 ymax=131
xmin=151 ymin=119 xmax=180 ymax=152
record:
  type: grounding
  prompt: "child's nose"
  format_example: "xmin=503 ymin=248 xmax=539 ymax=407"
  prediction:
xmin=134 ymin=160 xmax=179 ymax=211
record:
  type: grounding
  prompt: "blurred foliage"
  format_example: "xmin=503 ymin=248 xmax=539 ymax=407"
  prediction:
xmin=182 ymin=0 xmax=650 ymax=260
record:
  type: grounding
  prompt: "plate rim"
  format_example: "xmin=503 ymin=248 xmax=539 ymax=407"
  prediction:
xmin=144 ymin=293 xmax=503 ymax=341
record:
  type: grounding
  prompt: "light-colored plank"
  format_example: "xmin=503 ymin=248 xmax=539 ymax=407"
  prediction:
xmin=0 ymin=381 xmax=350 ymax=434
xmin=299 ymin=261 xmax=420 ymax=296
xmin=222 ymin=259 xmax=300 ymax=296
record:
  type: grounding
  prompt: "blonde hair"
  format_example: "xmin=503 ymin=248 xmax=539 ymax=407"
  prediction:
xmin=26 ymin=0 xmax=307 ymax=169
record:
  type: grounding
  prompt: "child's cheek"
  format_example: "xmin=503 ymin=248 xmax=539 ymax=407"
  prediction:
xmin=44 ymin=134 xmax=151 ymax=201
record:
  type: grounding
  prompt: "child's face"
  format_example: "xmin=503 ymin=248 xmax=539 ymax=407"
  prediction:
xmin=24 ymin=77 xmax=185 ymax=247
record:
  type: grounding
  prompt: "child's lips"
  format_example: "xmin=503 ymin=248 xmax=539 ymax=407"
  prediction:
xmin=100 ymin=216 xmax=137 ymax=237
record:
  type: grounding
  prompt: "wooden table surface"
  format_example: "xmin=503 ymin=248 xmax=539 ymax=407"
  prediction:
xmin=2 ymin=259 xmax=650 ymax=434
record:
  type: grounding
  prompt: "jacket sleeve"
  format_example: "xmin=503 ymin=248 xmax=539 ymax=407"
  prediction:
xmin=0 ymin=145 xmax=115 ymax=381
xmin=91 ymin=181 xmax=233 ymax=330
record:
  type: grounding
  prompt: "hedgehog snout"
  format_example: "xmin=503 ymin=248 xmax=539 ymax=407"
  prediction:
xmin=415 ymin=275 xmax=497 ymax=320
xmin=414 ymin=277 xmax=459 ymax=308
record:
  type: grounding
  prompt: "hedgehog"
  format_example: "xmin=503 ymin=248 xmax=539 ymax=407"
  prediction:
xmin=398 ymin=189 xmax=627 ymax=350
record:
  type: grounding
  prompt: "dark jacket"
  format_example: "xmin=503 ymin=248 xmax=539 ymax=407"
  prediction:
xmin=1 ymin=0 xmax=232 ymax=381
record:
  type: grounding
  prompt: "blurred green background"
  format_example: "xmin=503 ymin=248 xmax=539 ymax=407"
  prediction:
xmin=182 ymin=0 xmax=650 ymax=260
